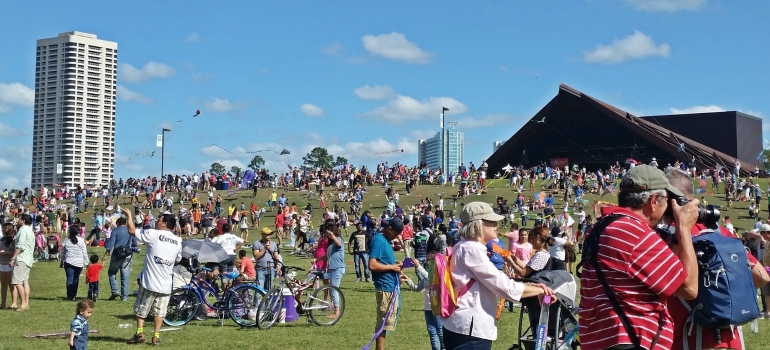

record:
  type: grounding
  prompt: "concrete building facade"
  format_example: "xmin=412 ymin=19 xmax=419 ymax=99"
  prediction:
xmin=31 ymin=31 xmax=117 ymax=189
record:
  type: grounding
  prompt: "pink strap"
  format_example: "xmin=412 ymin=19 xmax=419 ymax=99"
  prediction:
xmin=456 ymin=279 xmax=476 ymax=299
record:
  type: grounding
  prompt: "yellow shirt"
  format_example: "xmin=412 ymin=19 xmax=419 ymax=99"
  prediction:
xmin=228 ymin=206 xmax=235 ymax=216
xmin=270 ymin=193 xmax=277 ymax=202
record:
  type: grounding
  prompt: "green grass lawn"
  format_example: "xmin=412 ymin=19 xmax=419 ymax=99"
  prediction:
xmin=1 ymin=178 xmax=769 ymax=349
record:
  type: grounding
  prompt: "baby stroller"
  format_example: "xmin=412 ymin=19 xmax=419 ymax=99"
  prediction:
xmin=510 ymin=270 xmax=579 ymax=350
xmin=46 ymin=234 xmax=61 ymax=261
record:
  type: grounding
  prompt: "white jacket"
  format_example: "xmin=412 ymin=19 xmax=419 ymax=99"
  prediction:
xmin=442 ymin=240 xmax=524 ymax=341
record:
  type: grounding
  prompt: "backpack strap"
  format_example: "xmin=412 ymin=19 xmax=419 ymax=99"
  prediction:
xmin=456 ymin=279 xmax=475 ymax=299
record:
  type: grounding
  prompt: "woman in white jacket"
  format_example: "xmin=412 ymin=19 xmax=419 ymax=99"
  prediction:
xmin=61 ymin=226 xmax=89 ymax=300
xmin=442 ymin=202 xmax=555 ymax=350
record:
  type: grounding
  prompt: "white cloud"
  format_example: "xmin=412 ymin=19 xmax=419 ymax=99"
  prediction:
xmin=0 ymin=122 xmax=21 ymax=136
xmin=361 ymin=95 xmax=467 ymax=124
xmin=0 ymin=82 xmax=34 ymax=112
xmin=583 ymin=30 xmax=670 ymax=64
xmin=300 ymin=104 xmax=324 ymax=117
xmin=117 ymin=85 xmax=153 ymax=104
xmin=185 ymin=33 xmax=199 ymax=43
xmin=455 ymin=114 xmax=515 ymax=129
xmin=354 ymin=85 xmax=396 ymax=100
xmin=120 ymin=62 xmax=177 ymax=83
xmin=669 ymin=104 xmax=726 ymax=114
xmin=204 ymin=98 xmax=243 ymax=112
xmin=0 ymin=158 xmax=13 ymax=172
xmin=323 ymin=43 xmax=344 ymax=56
xmin=409 ymin=129 xmax=438 ymax=141
xmin=624 ymin=0 xmax=706 ymax=13
xmin=362 ymin=32 xmax=433 ymax=64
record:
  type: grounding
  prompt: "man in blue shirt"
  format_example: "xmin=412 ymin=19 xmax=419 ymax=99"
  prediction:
xmin=103 ymin=216 xmax=133 ymax=301
xmin=368 ymin=218 xmax=404 ymax=350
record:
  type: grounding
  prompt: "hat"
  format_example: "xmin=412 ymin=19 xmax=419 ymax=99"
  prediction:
xmin=620 ymin=165 xmax=684 ymax=197
xmin=421 ymin=216 xmax=433 ymax=229
xmin=382 ymin=218 xmax=405 ymax=233
xmin=460 ymin=202 xmax=504 ymax=224
xmin=261 ymin=227 xmax=273 ymax=235
xmin=761 ymin=224 xmax=770 ymax=232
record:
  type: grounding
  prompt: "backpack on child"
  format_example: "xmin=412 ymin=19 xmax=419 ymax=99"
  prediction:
xmin=428 ymin=246 xmax=474 ymax=318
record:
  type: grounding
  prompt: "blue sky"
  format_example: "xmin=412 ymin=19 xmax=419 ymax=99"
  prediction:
xmin=0 ymin=0 xmax=769 ymax=189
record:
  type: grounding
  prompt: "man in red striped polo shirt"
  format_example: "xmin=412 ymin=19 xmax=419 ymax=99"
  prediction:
xmin=579 ymin=165 xmax=700 ymax=350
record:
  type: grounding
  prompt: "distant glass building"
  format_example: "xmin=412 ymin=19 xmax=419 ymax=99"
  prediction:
xmin=418 ymin=126 xmax=464 ymax=174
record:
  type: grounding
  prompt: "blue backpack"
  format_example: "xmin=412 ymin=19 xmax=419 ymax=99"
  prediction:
xmin=680 ymin=230 xmax=760 ymax=347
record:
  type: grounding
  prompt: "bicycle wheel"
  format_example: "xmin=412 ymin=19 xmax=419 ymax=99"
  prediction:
xmin=163 ymin=287 xmax=201 ymax=326
xmin=226 ymin=284 xmax=265 ymax=327
xmin=255 ymin=287 xmax=284 ymax=330
xmin=307 ymin=285 xmax=345 ymax=326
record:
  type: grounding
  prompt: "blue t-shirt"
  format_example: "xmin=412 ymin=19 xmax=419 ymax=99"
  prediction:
xmin=486 ymin=239 xmax=505 ymax=270
xmin=369 ymin=233 xmax=397 ymax=292
xmin=327 ymin=238 xmax=345 ymax=270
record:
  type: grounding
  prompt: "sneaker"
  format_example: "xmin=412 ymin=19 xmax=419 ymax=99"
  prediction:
xmin=127 ymin=333 xmax=145 ymax=344
xmin=108 ymin=294 xmax=120 ymax=301
xmin=365 ymin=278 xmax=370 ymax=283
xmin=150 ymin=336 xmax=161 ymax=346
xmin=355 ymin=278 xmax=361 ymax=282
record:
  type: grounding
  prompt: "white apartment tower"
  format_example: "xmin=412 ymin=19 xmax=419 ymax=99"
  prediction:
xmin=32 ymin=31 xmax=117 ymax=189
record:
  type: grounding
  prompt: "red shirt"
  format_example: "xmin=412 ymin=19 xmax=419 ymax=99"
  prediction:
xmin=667 ymin=223 xmax=759 ymax=350
xmin=401 ymin=224 xmax=414 ymax=241
xmin=275 ymin=213 xmax=284 ymax=228
xmin=216 ymin=218 xmax=227 ymax=233
xmin=86 ymin=263 xmax=103 ymax=283
xmin=578 ymin=207 xmax=687 ymax=350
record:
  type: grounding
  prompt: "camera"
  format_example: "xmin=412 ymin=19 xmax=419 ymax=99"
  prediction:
xmin=663 ymin=196 xmax=720 ymax=227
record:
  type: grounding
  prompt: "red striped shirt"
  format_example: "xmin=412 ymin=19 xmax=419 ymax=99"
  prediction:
xmin=578 ymin=207 xmax=687 ymax=350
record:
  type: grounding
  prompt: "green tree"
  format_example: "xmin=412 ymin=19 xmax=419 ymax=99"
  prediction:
xmin=334 ymin=156 xmax=348 ymax=167
xmin=210 ymin=162 xmax=226 ymax=175
xmin=248 ymin=155 xmax=266 ymax=170
xmin=303 ymin=147 xmax=334 ymax=169
xmin=230 ymin=166 xmax=242 ymax=177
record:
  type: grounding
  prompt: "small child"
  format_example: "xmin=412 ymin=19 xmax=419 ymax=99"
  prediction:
xmin=85 ymin=254 xmax=102 ymax=302
xmin=69 ymin=299 xmax=94 ymax=350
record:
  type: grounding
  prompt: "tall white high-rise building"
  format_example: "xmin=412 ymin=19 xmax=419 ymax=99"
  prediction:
xmin=31 ymin=31 xmax=117 ymax=189
xmin=417 ymin=126 xmax=464 ymax=174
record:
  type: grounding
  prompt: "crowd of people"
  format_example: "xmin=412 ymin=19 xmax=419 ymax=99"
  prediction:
xmin=2 ymin=156 xmax=770 ymax=350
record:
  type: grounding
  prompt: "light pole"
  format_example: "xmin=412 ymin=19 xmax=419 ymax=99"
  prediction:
xmin=161 ymin=128 xmax=171 ymax=185
xmin=441 ymin=107 xmax=449 ymax=176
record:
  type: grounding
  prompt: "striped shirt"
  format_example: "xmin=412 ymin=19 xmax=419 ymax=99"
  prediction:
xmin=578 ymin=207 xmax=686 ymax=350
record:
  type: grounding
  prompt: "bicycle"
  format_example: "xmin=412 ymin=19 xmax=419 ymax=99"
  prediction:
xmin=255 ymin=263 xmax=345 ymax=330
xmin=163 ymin=267 xmax=266 ymax=328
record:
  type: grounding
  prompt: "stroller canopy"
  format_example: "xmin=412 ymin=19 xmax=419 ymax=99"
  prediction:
xmin=523 ymin=270 xmax=577 ymax=308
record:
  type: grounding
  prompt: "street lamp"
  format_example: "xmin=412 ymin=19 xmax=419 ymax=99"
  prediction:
xmin=441 ymin=107 xmax=449 ymax=176
xmin=161 ymin=128 xmax=171 ymax=185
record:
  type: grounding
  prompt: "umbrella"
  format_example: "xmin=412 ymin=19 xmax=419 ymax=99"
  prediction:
xmin=181 ymin=239 xmax=230 ymax=263
xmin=625 ymin=158 xmax=640 ymax=165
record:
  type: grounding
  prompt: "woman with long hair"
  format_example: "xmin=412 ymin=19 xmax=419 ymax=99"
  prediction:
xmin=324 ymin=219 xmax=345 ymax=317
xmin=0 ymin=223 xmax=16 ymax=308
xmin=61 ymin=225 xmax=89 ymax=300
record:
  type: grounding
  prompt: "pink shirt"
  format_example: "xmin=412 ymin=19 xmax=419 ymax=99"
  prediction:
xmin=313 ymin=237 xmax=330 ymax=270
xmin=512 ymin=242 xmax=533 ymax=265
xmin=505 ymin=230 xmax=519 ymax=251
